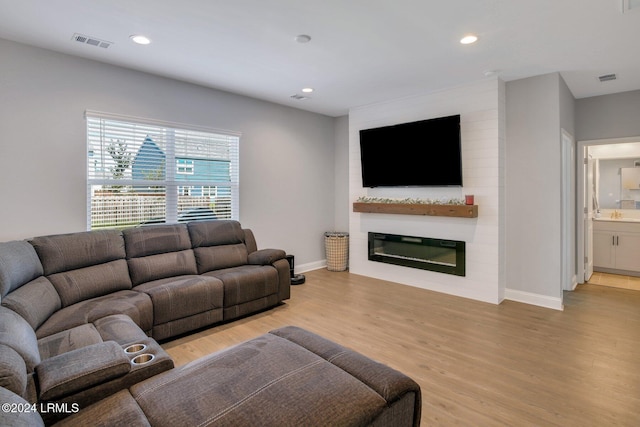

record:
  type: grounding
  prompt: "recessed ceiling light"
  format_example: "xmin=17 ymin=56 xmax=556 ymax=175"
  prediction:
xmin=460 ymin=34 xmax=478 ymax=45
xmin=301 ymin=87 xmax=314 ymax=93
xmin=130 ymin=35 xmax=151 ymax=45
xmin=295 ymin=34 xmax=311 ymax=44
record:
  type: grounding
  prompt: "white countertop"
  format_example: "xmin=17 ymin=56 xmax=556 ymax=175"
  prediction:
xmin=594 ymin=217 xmax=640 ymax=223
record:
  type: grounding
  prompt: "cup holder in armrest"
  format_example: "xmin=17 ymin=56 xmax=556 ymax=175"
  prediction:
xmin=131 ymin=353 xmax=155 ymax=365
xmin=121 ymin=338 xmax=173 ymax=374
xmin=124 ymin=344 xmax=147 ymax=354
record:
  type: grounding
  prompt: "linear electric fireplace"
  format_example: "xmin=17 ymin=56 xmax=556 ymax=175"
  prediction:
xmin=368 ymin=232 xmax=465 ymax=276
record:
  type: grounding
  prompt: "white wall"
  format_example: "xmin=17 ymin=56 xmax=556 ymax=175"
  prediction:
xmin=576 ymin=90 xmax=640 ymax=141
xmin=348 ymin=78 xmax=505 ymax=304
xmin=0 ymin=38 xmax=336 ymax=267
xmin=505 ymin=73 xmax=567 ymax=309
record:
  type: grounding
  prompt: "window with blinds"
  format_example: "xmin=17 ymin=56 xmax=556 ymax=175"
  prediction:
xmin=86 ymin=112 xmax=239 ymax=230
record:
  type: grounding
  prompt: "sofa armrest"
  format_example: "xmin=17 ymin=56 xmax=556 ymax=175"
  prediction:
xmin=247 ymin=248 xmax=286 ymax=265
xmin=36 ymin=341 xmax=131 ymax=401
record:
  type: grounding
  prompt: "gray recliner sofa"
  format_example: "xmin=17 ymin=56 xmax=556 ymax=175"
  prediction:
xmin=23 ymin=220 xmax=290 ymax=342
xmin=0 ymin=220 xmax=421 ymax=426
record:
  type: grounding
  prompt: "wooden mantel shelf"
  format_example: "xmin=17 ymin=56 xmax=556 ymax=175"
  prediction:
xmin=353 ymin=202 xmax=478 ymax=218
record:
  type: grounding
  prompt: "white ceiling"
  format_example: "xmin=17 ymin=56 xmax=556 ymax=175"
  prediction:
xmin=1 ymin=0 xmax=639 ymax=117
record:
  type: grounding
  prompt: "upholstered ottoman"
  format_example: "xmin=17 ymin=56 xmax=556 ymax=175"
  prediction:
xmin=55 ymin=326 xmax=422 ymax=426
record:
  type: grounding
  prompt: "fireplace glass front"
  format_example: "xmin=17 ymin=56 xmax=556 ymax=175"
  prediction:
xmin=368 ymin=232 xmax=465 ymax=276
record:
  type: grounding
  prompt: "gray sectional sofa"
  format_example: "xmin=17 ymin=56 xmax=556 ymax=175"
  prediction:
xmin=0 ymin=220 xmax=421 ymax=426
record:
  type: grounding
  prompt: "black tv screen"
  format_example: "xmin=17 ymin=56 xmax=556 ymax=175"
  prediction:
xmin=359 ymin=114 xmax=462 ymax=187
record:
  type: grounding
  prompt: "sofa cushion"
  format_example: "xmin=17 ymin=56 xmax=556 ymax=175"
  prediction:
xmin=193 ymin=244 xmax=248 ymax=273
xmin=188 ymin=220 xmax=250 ymax=272
xmin=187 ymin=220 xmax=245 ymax=247
xmin=0 ymin=386 xmax=45 ymax=427
xmin=0 ymin=344 xmax=27 ymax=397
xmin=37 ymin=323 xmax=102 ymax=360
xmin=47 ymin=259 xmax=132 ymax=307
xmin=133 ymin=276 xmax=223 ymax=325
xmin=30 ymin=230 xmax=126 ymax=276
xmin=0 ymin=240 xmax=44 ymax=298
xmin=123 ymin=224 xmax=192 ymax=258
xmin=93 ymin=314 xmax=150 ymax=345
xmin=203 ymin=265 xmax=278 ymax=307
xmin=135 ymin=275 xmax=223 ymax=325
xmin=36 ymin=291 xmax=153 ymax=339
xmin=0 ymin=307 xmax=40 ymax=372
xmin=127 ymin=250 xmax=198 ymax=286
xmin=1 ymin=276 xmax=61 ymax=330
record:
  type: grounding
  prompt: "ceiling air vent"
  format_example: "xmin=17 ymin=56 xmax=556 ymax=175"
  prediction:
xmin=72 ymin=33 xmax=112 ymax=49
xmin=290 ymin=94 xmax=309 ymax=100
xmin=598 ymin=73 xmax=617 ymax=82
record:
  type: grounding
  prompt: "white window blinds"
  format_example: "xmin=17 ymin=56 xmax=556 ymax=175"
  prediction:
xmin=86 ymin=111 xmax=239 ymax=229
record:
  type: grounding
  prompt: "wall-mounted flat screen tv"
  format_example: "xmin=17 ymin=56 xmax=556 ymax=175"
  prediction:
xmin=359 ymin=114 xmax=462 ymax=187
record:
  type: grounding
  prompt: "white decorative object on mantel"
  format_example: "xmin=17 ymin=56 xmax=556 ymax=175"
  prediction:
xmin=356 ymin=196 xmax=466 ymax=205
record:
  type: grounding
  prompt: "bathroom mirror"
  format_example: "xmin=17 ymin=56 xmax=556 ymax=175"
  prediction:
xmin=590 ymin=142 xmax=640 ymax=210
xmin=596 ymin=159 xmax=640 ymax=209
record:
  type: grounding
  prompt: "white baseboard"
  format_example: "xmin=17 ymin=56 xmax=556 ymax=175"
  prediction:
xmin=594 ymin=267 xmax=640 ymax=278
xmin=295 ymin=260 xmax=326 ymax=274
xmin=295 ymin=262 xmax=564 ymax=311
xmin=504 ymin=288 xmax=564 ymax=311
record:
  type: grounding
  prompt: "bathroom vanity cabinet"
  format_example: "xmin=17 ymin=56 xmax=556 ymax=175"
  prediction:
xmin=593 ymin=219 xmax=640 ymax=273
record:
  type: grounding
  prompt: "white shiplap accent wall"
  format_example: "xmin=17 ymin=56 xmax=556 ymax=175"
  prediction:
xmin=348 ymin=78 xmax=505 ymax=304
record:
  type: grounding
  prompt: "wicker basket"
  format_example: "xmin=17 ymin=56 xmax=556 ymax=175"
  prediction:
xmin=324 ymin=232 xmax=349 ymax=271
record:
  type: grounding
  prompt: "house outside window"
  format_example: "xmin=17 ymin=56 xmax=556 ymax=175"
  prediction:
xmin=86 ymin=111 xmax=239 ymax=229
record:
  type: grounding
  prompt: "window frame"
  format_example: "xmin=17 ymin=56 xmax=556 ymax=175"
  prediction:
xmin=85 ymin=110 xmax=240 ymax=229
xmin=176 ymin=159 xmax=195 ymax=175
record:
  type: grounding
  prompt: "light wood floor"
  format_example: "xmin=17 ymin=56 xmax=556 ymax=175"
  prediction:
xmin=162 ymin=270 xmax=640 ymax=426
xmin=587 ymin=271 xmax=640 ymax=291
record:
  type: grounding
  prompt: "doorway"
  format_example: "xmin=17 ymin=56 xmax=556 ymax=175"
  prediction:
xmin=576 ymin=136 xmax=640 ymax=287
